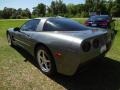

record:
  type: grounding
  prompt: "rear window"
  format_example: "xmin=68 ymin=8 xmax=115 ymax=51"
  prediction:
xmin=89 ymin=16 xmax=110 ymax=21
xmin=43 ymin=18 xmax=90 ymax=31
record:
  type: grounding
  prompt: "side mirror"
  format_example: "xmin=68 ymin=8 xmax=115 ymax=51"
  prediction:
xmin=14 ymin=27 xmax=20 ymax=31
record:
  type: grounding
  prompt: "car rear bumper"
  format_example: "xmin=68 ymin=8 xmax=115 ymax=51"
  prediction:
xmin=88 ymin=24 xmax=108 ymax=28
xmin=55 ymin=40 xmax=113 ymax=76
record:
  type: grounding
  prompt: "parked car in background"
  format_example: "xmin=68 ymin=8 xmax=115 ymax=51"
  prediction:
xmin=84 ymin=15 xmax=115 ymax=30
xmin=7 ymin=17 xmax=115 ymax=76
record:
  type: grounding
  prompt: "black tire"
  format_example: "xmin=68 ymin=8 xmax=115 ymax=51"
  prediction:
xmin=97 ymin=53 xmax=106 ymax=60
xmin=35 ymin=46 xmax=57 ymax=76
xmin=7 ymin=33 xmax=13 ymax=46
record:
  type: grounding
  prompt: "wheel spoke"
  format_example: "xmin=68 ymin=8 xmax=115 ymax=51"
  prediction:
xmin=37 ymin=49 xmax=51 ymax=72
xmin=41 ymin=60 xmax=44 ymax=65
xmin=39 ymin=55 xmax=44 ymax=60
xmin=37 ymin=52 xmax=43 ymax=64
xmin=42 ymin=50 xmax=46 ymax=59
xmin=44 ymin=59 xmax=51 ymax=63
xmin=44 ymin=63 xmax=49 ymax=70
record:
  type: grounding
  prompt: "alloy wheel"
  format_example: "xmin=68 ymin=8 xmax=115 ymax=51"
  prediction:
xmin=7 ymin=34 xmax=12 ymax=45
xmin=37 ymin=49 xmax=51 ymax=73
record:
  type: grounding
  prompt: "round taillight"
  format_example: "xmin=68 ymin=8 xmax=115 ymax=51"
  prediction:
xmin=82 ymin=41 xmax=91 ymax=52
xmin=93 ymin=39 xmax=99 ymax=48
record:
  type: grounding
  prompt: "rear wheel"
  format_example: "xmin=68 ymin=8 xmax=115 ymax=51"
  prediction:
xmin=35 ymin=46 xmax=56 ymax=76
xmin=7 ymin=33 xmax=13 ymax=46
xmin=97 ymin=53 xmax=106 ymax=60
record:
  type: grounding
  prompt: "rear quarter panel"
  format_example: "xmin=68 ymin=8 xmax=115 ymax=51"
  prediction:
xmin=31 ymin=32 xmax=83 ymax=75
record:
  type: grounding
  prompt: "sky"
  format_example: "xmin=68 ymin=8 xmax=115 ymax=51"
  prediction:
xmin=0 ymin=0 xmax=84 ymax=12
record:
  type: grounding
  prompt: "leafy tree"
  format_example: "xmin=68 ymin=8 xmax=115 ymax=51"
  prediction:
xmin=50 ymin=1 xmax=57 ymax=15
xmin=33 ymin=3 xmax=46 ymax=17
xmin=0 ymin=0 xmax=120 ymax=18
xmin=109 ymin=0 xmax=120 ymax=17
xmin=50 ymin=0 xmax=67 ymax=16
xmin=85 ymin=0 xmax=107 ymax=14
xmin=16 ymin=15 xmax=22 ymax=19
xmin=0 ymin=10 xmax=3 ymax=18
xmin=111 ymin=5 xmax=120 ymax=17
xmin=24 ymin=8 xmax=31 ymax=18
xmin=106 ymin=0 xmax=114 ymax=15
xmin=2 ymin=7 xmax=16 ymax=19
xmin=16 ymin=8 xmax=22 ymax=15
xmin=75 ymin=4 xmax=84 ymax=14
xmin=85 ymin=0 xmax=93 ymax=12
xmin=67 ymin=4 xmax=77 ymax=16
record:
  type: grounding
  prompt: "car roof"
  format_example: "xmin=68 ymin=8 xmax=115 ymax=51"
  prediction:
xmin=34 ymin=17 xmax=64 ymax=20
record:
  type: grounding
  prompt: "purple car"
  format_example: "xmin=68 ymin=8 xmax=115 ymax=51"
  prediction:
xmin=85 ymin=15 xmax=115 ymax=29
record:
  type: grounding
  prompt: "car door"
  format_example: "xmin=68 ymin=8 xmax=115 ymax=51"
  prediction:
xmin=14 ymin=19 xmax=40 ymax=51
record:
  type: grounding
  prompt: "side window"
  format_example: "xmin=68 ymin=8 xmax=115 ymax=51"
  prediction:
xmin=43 ymin=21 xmax=57 ymax=31
xmin=21 ymin=19 xmax=40 ymax=31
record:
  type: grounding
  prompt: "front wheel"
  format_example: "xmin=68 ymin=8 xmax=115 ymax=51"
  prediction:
xmin=35 ymin=46 xmax=56 ymax=76
xmin=7 ymin=33 xmax=13 ymax=46
xmin=97 ymin=53 xmax=106 ymax=60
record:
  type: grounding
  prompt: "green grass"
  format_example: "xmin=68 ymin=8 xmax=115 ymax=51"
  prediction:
xmin=106 ymin=20 xmax=120 ymax=60
xmin=0 ymin=18 xmax=120 ymax=90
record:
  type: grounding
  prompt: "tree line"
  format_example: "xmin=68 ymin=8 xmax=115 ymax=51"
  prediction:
xmin=0 ymin=0 xmax=120 ymax=19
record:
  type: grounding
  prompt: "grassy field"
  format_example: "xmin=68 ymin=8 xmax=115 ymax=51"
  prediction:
xmin=0 ymin=19 xmax=120 ymax=90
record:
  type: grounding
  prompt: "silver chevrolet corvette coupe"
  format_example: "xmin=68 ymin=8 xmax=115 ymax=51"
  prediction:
xmin=7 ymin=17 xmax=114 ymax=76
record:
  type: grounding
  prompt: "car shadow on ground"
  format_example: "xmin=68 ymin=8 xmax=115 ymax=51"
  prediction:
xmin=12 ymin=45 xmax=120 ymax=90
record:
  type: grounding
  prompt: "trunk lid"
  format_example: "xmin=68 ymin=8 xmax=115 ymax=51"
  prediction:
xmin=55 ymin=29 xmax=108 ymax=40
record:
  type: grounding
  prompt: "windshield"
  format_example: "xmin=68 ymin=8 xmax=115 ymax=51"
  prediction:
xmin=89 ymin=16 xmax=110 ymax=21
xmin=44 ymin=18 xmax=90 ymax=31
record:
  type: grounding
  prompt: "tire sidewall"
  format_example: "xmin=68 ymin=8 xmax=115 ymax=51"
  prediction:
xmin=7 ymin=33 xmax=13 ymax=46
xmin=97 ymin=53 xmax=105 ymax=60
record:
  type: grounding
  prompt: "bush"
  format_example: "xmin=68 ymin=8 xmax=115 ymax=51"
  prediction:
xmin=74 ymin=13 xmax=81 ymax=18
xmin=16 ymin=15 xmax=22 ymax=19
xmin=80 ymin=12 xmax=89 ymax=18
